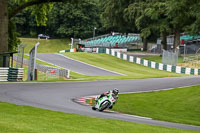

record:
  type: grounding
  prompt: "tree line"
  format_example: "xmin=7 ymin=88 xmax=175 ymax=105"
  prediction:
xmin=1 ymin=0 xmax=200 ymax=53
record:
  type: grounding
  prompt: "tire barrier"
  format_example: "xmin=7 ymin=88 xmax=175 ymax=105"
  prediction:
xmin=0 ymin=67 xmax=24 ymax=81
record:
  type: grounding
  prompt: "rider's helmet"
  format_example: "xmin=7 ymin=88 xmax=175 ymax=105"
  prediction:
xmin=112 ymin=88 xmax=119 ymax=95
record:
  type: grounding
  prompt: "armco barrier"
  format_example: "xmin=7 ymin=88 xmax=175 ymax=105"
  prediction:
xmin=0 ymin=67 xmax=24 ymax=81
xmin=106 ymin=48 xmax=200 ymax=75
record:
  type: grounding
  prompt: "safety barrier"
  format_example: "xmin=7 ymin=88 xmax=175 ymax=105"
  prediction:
xmin=0 ymin=68 xmax=9 ymax=81
xmin=0 ymin=67 xmax=24 ymax=81
xmin=106 ymin=48 xmax=200 ymax=75
xmin=13 ymin=55 xmax=69 ymax=79
xmin=8 ymin=68 xmax=24 ymax=81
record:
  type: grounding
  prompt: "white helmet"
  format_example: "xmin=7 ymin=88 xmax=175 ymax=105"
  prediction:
xmin=112 ymin=88 xmax=119 ymax=95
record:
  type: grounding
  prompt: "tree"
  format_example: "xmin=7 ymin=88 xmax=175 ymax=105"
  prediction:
xmin=124 ymin=0 xmax=153 ymax=51
xmin=0 ymin=0 xmax=78 ymax=54
xmin=14 ymin=0 xmax=100 ymax=39
xmin=47 ymin=0 xmax=100 ymax=38
xmin=165 ymin=0 xmax=196 ymax=49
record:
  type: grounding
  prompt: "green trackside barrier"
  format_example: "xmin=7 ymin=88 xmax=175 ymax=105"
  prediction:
xmin=134 ymin=57 xmax=137 ymax=63
xmin=127 ymin=55 xmax=130 ymax=61
xmin=140 ymin=59 xmax=144 ymax=65
xmin=163 ymin=64 xmax=167 ymax=71
xmin=120 ymin=53 xmax=123 ymax=59
xmin=155 ymin=63 xmax=159 ymax=69
xmin=106 ymin=49 xmax=200 ymax=75
xmin=190 ymin=68 xmax=195 ymax=75
xmin=8 ymin=68 xmax=24 ymax=81
xmin=172 ymin=66 xmax=176 ymax=73
xmin=148 ymin=60 xmax=151 ymax=67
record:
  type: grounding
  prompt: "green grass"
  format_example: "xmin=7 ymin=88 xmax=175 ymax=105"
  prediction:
xmin=65 ymin=53 xmax=185 ymax=80
xmin=112 ymin=85 xmax=200 ymax=126
xmin=20 ymin=38 xmax=70 ymax=53
xmin=0 ymin=102 xmax=198 ymax=133
xmin=141 ymin=56 xmax=184 ymax=63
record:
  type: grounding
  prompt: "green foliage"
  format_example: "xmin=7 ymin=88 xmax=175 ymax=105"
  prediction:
xmin=31 ymin=3 xmax=54 ymax=26
xmin=8 ymin=19 xmax=21 ymax=52
xmin=14 ymin=0 xmax=100 ymax=38
xmin=47 ymin=0 xmax=100 ymax=38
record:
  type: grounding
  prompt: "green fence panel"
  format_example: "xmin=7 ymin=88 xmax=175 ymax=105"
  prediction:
xmin=172 ymin=66 xmax=176 ymax=73
xmin=155 ymin=63 xmax=159 ymax=69
xmin=181 ymin=67 xmax=186 ymax=74
xmin=190 ymin=68 xmax=194 ymax=75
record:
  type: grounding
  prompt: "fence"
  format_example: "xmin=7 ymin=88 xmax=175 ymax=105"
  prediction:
xmin=162 ymin=50 xmax=178 ymax=66
xmin=0 ymin=67 xmax=24 ymax=81
xmin=13 ymin=55 xmax=69 ymax=80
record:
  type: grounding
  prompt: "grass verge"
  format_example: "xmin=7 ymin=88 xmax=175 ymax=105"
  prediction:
xmin=20 ymin=38 xmax=70 ymax=53
xmin=65 ymin=53 xmax=185 ymax=80
xmin=0 ymin=102 xmax=198 ymax=133
xmin=111 ymin=85 xmax=200 ymax=126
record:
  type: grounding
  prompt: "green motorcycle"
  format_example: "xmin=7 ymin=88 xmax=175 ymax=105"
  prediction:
xmin=92 ymin=93 xmax=117 ymax=112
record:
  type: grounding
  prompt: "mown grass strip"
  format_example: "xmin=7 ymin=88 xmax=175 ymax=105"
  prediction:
xmin=65 ymin=53 xmax=185 ymax=80
xmin=0 ymin=102 xmax=198 ymax=133
xmin=112 ymin=85 xmax=200 ymax=126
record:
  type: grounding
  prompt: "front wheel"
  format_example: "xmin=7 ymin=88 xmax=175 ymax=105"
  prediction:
xmin=99 ymin=101 xmax=110 ymax=112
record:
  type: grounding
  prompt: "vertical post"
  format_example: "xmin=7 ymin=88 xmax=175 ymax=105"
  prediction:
xmin=71 ymin=38 xmax=74 ymax=49
xmin=93 ymin=27 xmax=96 ymax=39
xmin=184 ymin=44 xmax=186 ymax=61
xmin=28 ymin=42 xmax=40 ymax=81
xmin=67 ymin=70 xmax=70 ymax=79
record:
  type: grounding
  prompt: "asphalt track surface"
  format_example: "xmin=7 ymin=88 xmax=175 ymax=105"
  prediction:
xmin=0 ymin=77 xmax=200 ymax=131
xmin=37 ymin=53 xmax=121 ymax=76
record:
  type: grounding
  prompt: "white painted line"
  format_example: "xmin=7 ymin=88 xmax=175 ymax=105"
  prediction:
xmin=167 ymin=65 xmax=172 ymax=72
xmin=195 ymin=69 xmax=198 ymax=75
xmin=57 ymin=54 xmax=125 ymax=76
xmin=120 ymin=113 xmax=152 ymax=120
xmin=123 ymin=54 xmax=127 ymax=60
xmin=185 ymin=68 xmax=191 ymax=75
xmin=117 ymin=52 xmax=121 ymax=58
xmin=176 ymin=66 xmax=181 ymax=74
xmin=136 ymin=58 xmax=141 ymax=64
xmin=158 ymin=63 xmax=163 ymax=70
xmin=151 ymin=62 xmax=156 ymax=68
xmin=129 ymin=56 xmax=134 ymax=62
xmin=143 ymin=60 xmax=148 ymax=67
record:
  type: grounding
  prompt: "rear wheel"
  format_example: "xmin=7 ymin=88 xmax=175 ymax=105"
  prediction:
xmin=92 ymin=106 xmax=96 ymax=110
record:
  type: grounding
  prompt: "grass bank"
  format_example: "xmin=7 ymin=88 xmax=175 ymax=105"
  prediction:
xmin=20 ymin=38 xmax=70 ymax=53
xmin=0 ymin=102 xmax=198 ymax=133
xmin=65 ymin=53 xmax=184 ymax=80
xmin=112 ymin=85 xmax=200 ymax=126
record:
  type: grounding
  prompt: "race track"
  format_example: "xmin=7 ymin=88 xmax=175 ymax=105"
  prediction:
xmin=0 ymin=77 xmax=200 ymax=131
xmin=37 ymin=53 xmax=122 ymax=76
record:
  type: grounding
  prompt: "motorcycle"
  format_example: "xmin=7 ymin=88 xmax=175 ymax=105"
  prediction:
xmin=92 ymin=92 xmax=117 ymax=112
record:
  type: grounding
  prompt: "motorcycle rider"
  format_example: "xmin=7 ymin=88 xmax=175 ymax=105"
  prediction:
xmin=93 ymin=88 xmax=119 ymax=109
